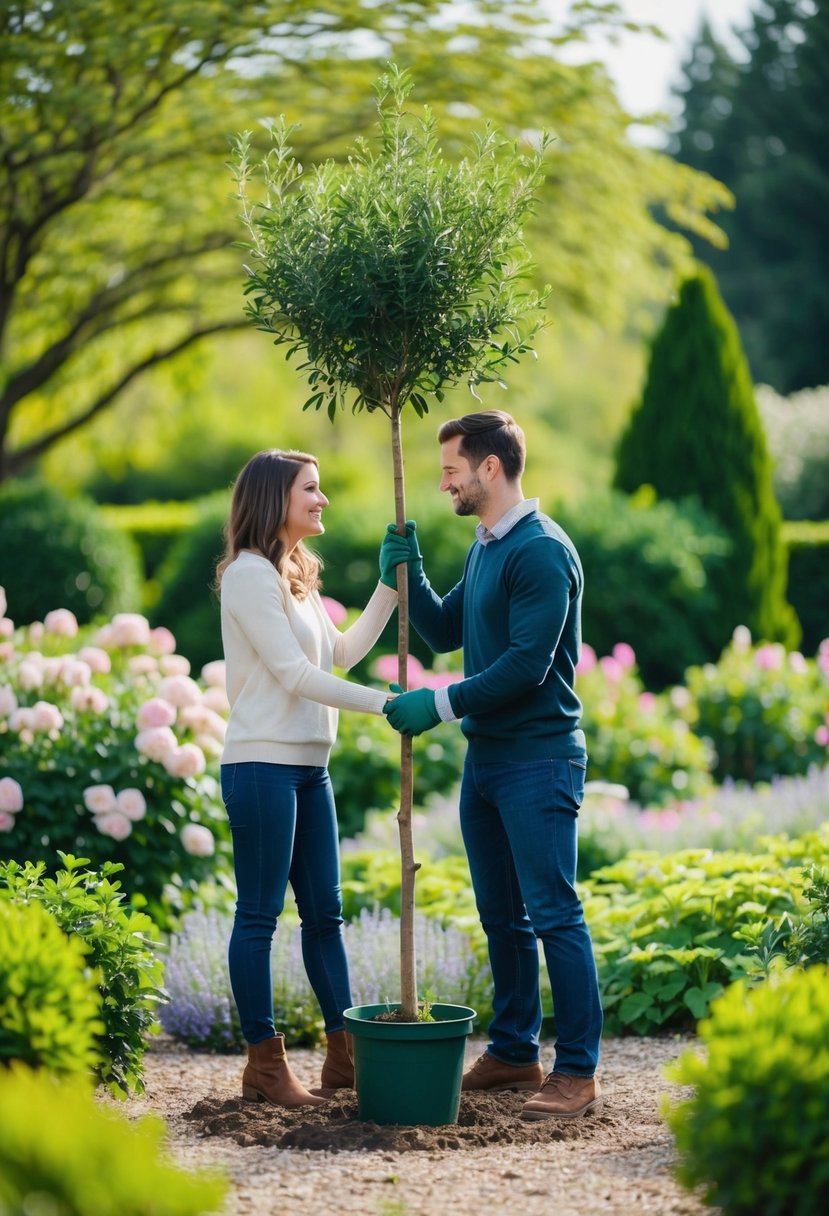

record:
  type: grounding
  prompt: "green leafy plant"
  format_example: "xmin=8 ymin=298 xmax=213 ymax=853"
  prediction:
xmin=0 ymin=1063 xmax=226 ymax=1216
xmin=664 ymin=966 xmax=829 ymax=1216
xmin=233 ymin=64 xmax=548 ymax=1019
xmin=0 ymin=854 xmax=166 ymax=1096
xmin=788 ymin=865 xmax=829 ymax=967
xmin=0 ymin=899 xmax=102 ymax=1076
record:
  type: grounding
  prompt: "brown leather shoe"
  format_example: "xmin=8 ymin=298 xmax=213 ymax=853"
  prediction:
xmin=521 ymin=1071 xmax=602 ymax=1120
xmin=310 ymin=1029 xmax=354 ymax=1096
xmin=242 ymin=1033 xmax=326 ymax=1108
xmin=462 ymin=1051 xmax=544 ymax=1093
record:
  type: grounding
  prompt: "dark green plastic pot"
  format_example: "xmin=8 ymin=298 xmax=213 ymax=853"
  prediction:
xmin=344 ymin=1002 xmax=476 ymax=1126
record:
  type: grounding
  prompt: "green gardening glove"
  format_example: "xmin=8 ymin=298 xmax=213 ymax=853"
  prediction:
xmin=378 ymin=521 xmax=422 ymax=588
xmin=382 ymin=687 xmax=441 ymax=737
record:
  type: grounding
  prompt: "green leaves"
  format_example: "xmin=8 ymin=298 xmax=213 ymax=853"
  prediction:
xmin=232 ymin=65 xmax=549 ymax=416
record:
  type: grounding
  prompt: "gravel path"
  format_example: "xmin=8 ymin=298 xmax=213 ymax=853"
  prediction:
xmin=125 ymin=1035 xmax=714 ymax=1216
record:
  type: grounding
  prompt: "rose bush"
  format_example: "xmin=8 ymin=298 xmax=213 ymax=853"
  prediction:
xmin=0 ymin=588 xmax=231 ymax=925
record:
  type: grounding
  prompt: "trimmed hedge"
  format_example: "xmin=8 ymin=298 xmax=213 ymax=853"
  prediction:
xmin=784 ymin=519 xmax=829 ymax=654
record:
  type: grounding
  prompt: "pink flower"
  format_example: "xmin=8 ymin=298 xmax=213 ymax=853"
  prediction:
xmin=58 ymin=657 xmax=92 ymax=687
xmin=638 ymin=692 xmax=657 ymax=713
xmin=575 ymin=644 xmax=597 ymax=674
xmin=321 ymin=596 xmax=348 ymax=626
xmin=110 ymin=613 xmax=151 ymax=648
xmin=27 ymin=622 xmax=44 ymax=643
xmin=94 ymin=811 xmax=133 ymax=841
xmin=116 ymin=788 xmax=147 ymax=821
xmin=195 ymin=733 xmax=223 ymax=759
xmin=0 ymin=642 xmax=13 ymax=662
xmin=788 ymin=651 xmax=808 ymax=673
xmin=178 ymin=703 xmax=226 ymax=741
xmin=818 ymin=639 xmax=829 ymax=677
xmin=69 ymin=685 xmax=110 ymax=714
xmin=78 ymin=646 xmax=112 ymax=674
xmin=180 ymin=823 xmax=215 ymax=857
xmin=163 ymin=743 xmax=206 ymax=779
xmin=159 ymin=654 xmax=191 ymax=676
xmin=135 ymin=725 xmax=178 ymax=762
xmin=0 ymin=618 xmax=14 ymax=638
xmin=755 ymin=643 xmax=784 ymax=671
xmin=0 ymin=777 xmax=24 ymax=813
xmin=816 ymin=725 xmax=829 ymax=748
xmin=83 ymin=784 xmax=118 ymax=814
xmin=8 ymin=707 xmax=34 ymax=733
xmin=0 ymin=810 xmax=16 ymax=832
xmin=612 ymin=642 xmax=636 ymax=670
xmin=421 ymin=671 xmax=461 ymax=690
xmin=128 ymin=654 xmax=158 ymax=676
xmin=158 ymin=674 xmax=201 ymax=707
xmin=149 ymin=626 xmax=177 ymax=655
xmin=200 ymin=660 xmax=226 ymax=688
xmin=0 ymin=587 xmax=6 ymax=617
xmin=43 ymin=608 xmax=79 ymax=638
xmin=371 ymin=654 xmax=426 ymax=687
xmin=599 ymin=656 xmax=625 ymax=683
xmin=17 ymin=660 xmax=43 ymax=691
xmin=201 ymin=685 xmax=230 ymax=715
xmin=137 ymin=697 xmax=177 ymax=730
xmin=0 ymin=685 xmax=17 ymax=718
xmin=31 ymin=701 xmax=64 ymax=733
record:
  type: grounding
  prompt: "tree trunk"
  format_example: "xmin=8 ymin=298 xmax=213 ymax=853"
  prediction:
xmin=390 ymin=404 xmax=420 ymax=1020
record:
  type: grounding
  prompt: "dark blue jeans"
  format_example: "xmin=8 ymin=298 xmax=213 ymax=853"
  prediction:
xmin=220 ymin=761 xmax=352 ymax=1044
xmin=459 ymin=757 xmax=603 ymax=1076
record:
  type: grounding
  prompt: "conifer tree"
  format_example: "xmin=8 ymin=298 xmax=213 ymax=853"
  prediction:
xmin=614 ymin=266 xmax=799 ymax=650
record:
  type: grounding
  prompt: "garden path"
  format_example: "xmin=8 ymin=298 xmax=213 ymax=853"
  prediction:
xmin=125 ymin=1035 xmax=714 ymax=1215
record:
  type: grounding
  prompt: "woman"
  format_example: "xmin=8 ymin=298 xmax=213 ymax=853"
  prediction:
xmin=217 ymin=448 xmax=399 ymax=1108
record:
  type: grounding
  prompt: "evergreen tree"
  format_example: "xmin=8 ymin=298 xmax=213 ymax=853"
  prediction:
xmin=614 ymin=266 xmax=799 ymax=650
xmin=670 ymin=1 xmax=829 ymax=392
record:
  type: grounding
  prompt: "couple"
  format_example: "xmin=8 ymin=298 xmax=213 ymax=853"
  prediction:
xmin=217 ymin=409 xmax=603 ymax=1122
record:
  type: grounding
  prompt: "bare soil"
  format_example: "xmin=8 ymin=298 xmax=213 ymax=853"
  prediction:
xmin=128 ymin=1034 xmax=714 ymax=1215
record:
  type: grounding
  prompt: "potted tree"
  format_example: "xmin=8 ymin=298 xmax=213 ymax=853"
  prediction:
xmin=232 ymin=65 xmax=547 ymax=1124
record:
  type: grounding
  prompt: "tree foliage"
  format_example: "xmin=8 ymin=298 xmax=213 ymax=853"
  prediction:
xmin=613 ymin=265 xmax=799 ymax=650
xmin=0 ymin=0 xmax=730 ymax=481
xmin=670 ymin=0 xmax=829 ymax=392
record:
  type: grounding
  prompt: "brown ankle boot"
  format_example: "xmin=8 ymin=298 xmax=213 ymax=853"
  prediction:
xmin=242 ymin=1033 xmax=326 ymax=1108
xmin=311 ymin=1029 xmax=354 ymax=1096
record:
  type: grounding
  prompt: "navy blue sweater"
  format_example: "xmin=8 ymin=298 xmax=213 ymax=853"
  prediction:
xmin=407 ymin=510 xmax=586 ymax=762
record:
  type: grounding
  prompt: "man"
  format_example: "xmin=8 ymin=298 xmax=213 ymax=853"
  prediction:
xmin=381 ymin=409 xmax=602 ymax=1120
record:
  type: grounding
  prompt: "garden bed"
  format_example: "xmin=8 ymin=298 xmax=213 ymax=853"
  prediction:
xmin=127 ymin=1034 xmax=712 ymax=1215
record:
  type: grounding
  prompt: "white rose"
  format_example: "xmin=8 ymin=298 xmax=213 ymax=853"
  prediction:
xmin=83 ymin=784 xmax=118 ymax=814
xmin=180 ymin=823 xmax=215 ymax=857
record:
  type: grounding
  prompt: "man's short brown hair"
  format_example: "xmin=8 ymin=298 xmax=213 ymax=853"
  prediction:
xmin=437 ymin=410 xmax=526 ymax=481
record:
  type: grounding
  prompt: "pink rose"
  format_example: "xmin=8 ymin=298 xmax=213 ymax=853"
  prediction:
xmin=27 ymin=622 xmax=44 ymax=643
xmin=180 ymin=823 xmax=215 ymax=857
xmin=135 ymin=726 xmax=178 ymax=762
xmin=816 ymin=725 xmax=829 ymax=748
xmin=43 ymin=608 xmax=79 ymax=638
xmin=612 ymin=642 xmax=636 ymax=670
xmin=116 ymin=788 xmax=147 ymax=821
xmin=0 ymin=618 xmax=14 ymax=638
xmin=200 ymin=660 xmax=226 ymax=688
xmin=9 ymin=707 xmax=34 ymax=732
xmin=0 ymin=587 xmax=6 ymax=617
xmin=421 ymin=671 xmax=461 ymax=690
xmin=128 ymin=654 xmax=158 ymax=676
xmin=110 ymin=613 xmax=151 ymax=648
xmin=755 ymin=644 xmax=784 ymax=671
xmin=321 ymin=596 xmax=348 ymax=626
xmin=31 ymin=701 xmax=64 ymax=733
xmin=137 ymin=697 xmax=177 ymax=730
xmin=201 ymin=685 xmax=230 ymax=715
xmin=159 ymin=654 xmax=191 ymax=677
xmin=599 ymin=656 xmax=625 ymax=683
xmin=69 ymin=685 xmax=110 ymax=714
xmin=17 ymin=660 xmax=43 ymax=691
xmin=575 ymin=644 xmax=597 ymax=674
xmin=195 ymin=733 xmax=223 ymax=759
xmin=94 ymin=811 xmax=133 ymax=841
xmin=78 ymin=646 xmax=112 ymax=674
xmin=58 ymin=658 xmax=92 ymax=687
xmin=157 ymin=674 xmax=201 ymax=708
xmin=638 ymin=692 xmax=657 ymax=713
xmin=0 ymin=685 xmax=17 ymax=718
xmin=149 ymin=626 xmax=177 ymax=655
xmin=0 ymin=777 xmax=24 ymax=813
xmin=178 ymin=704 xmax=226 ymax=741
xmin=371 ymin=654 xmax=425 ymax=687
xmin=0 ymin=642 xmax=13 ymax=661
xmin=83 ymin=784 xmax=118 ymax=814
xmin=0 ymin=810 xmax=16 ymax=832
xmin=163 ymin=743 xmax=206 ymax=779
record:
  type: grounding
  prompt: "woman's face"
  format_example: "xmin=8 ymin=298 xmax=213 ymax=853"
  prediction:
xmin=281 ymin=462 xmax=328 ymax=550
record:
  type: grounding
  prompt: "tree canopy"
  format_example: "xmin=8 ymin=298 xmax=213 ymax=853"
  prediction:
xmin=669 ymin=0 xmax=829 ymax=392
xmin=0 ymin=0 xmax=731 ymax=481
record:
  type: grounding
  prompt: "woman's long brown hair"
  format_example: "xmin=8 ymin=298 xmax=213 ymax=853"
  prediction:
xmin=215 ymin=449 xmax=322 ymax=598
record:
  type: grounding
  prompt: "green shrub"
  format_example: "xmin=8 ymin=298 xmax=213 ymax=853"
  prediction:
xmin=787 ymin=866 xmax=829 ymax=968
xmin=0 ymin=1063 xmax=226 ymax=1216
xmin=665 ymin=966 xmax=829 ymax=1216
xmin=681 ymin=632 xmax=829 ymax=783
xmin=100 ymin=500 xmax=199 ymax=584
xmin=0 ymin=899 xmax=102 ymax=1076
xmin=556 ymin=490 xmax=731 ymax=689
xmin=614 ymin=266 xmax=800 ymax=650
xmin=0 ymin=479 xmax=142 ymax=625
xmin=151 ymin=493 xmax=228 ymax=671
xmin=0 ymin=854 xmax=165 ymax=1096
xmin=784 ymin=519 xmax=829 ymax=655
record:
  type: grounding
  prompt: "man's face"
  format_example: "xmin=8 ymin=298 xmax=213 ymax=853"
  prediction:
xmin=439 ymin=436 xmax=488 ymax=517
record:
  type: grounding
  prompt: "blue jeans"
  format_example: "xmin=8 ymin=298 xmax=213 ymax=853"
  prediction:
xmin=220 ymin=762 xmax=352 ymax=1044
xmin=459 ymin=757 xmax=603 ymax=1076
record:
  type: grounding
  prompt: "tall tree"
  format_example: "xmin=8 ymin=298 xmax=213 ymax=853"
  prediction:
xmin=670 ymin=1 xmax=829 ymax=392
xmin=0 ymin=0 xmax=731 ymax=482
xmin=614 ymin=265 xmax=799 ymax=650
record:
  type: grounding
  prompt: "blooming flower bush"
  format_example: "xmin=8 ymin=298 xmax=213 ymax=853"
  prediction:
xmin=0 ymin=589 xmax=231 ymax=924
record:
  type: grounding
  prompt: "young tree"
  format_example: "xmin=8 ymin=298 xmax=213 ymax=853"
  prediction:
xmin=232 ymin=65 xmax=548 ymax=1020
xmin=613 ymin=265 xmax=800 ymax=652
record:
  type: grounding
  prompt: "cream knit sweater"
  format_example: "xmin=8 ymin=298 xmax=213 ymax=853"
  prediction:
xmin=220 ymin=550 xmax=397 ymax=767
